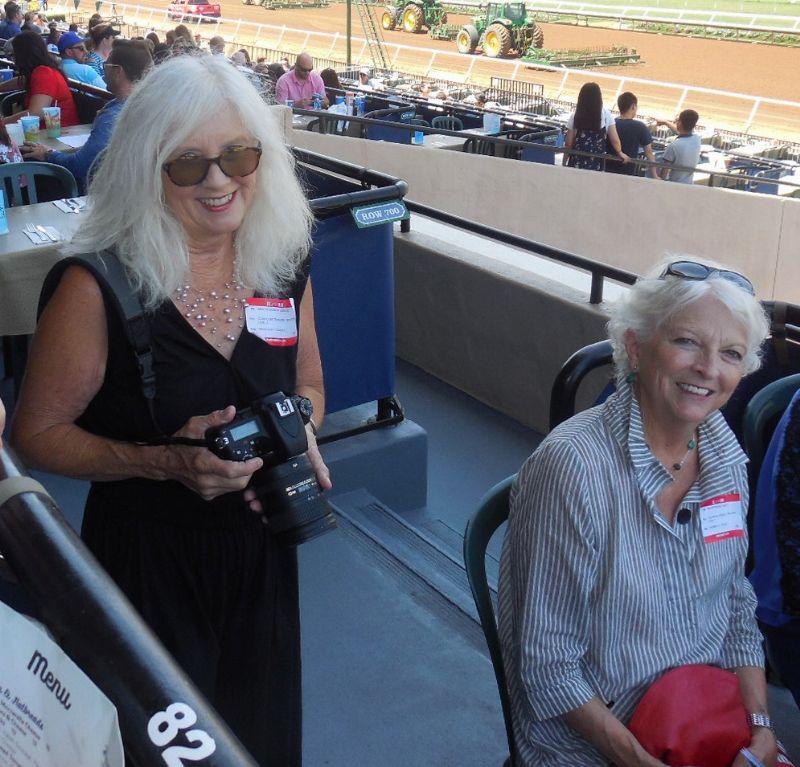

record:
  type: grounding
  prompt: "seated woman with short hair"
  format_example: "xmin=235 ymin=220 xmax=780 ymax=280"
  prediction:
xmin=498 ymin=259 xmax=779 ymax=766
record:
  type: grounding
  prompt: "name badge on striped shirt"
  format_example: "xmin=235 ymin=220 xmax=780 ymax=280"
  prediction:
xmin=699 ymin=493 xmax=744 ymax=543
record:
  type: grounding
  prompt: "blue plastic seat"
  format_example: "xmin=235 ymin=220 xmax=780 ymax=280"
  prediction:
xmin=0 ymin=161 xmax=78 ymax=206
xmin=431 ymin=115 xmax=463 ymax=132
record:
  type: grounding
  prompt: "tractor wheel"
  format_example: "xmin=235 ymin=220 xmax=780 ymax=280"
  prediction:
xmin=382 ymin=10 xmax=396 ymax=29
xmin=484 ymin=22 xmax=511 ymax=58
xmin=402 ymin=3 xmax=424 ymax=33
xmin=456 ymin=23 xmax=479 ymax=54
xmin=530 ymin=23 xmax=544 ymax=49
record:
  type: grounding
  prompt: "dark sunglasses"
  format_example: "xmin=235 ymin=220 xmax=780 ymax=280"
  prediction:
xmin=660 ymin=260 xmax=755 ymax=296
xmin=162 ymin=145 xmax=262 ymax=187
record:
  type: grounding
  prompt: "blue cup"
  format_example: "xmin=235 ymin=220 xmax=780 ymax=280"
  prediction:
xmin=0 ymin=69 xmax=13 ymax=82
xmin=413 ymin=130 xmax=424 ymax=145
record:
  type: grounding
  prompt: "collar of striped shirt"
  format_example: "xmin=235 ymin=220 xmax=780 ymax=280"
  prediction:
xmin=604 ymin=383 xmax=747 ymax=510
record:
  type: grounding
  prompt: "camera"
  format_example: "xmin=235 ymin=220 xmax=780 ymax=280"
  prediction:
xmin=205 ymin=392 xmax=337 ymax=546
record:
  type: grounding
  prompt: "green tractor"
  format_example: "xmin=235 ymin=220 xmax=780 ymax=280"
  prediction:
xmin=456 ymin=1 xmax=544 ymax=57
xmin=381 ymin=0 xmax=447 ymax=33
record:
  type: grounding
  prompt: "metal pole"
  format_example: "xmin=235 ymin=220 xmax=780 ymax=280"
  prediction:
xmin=0 ymin=448 xmax=258 ymax=767
xmin=346 ymin=0 xmax=352 ymax=66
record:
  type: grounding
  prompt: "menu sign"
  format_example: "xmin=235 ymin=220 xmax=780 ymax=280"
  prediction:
xmin=0 ymin=600 xmax=123 ymax=766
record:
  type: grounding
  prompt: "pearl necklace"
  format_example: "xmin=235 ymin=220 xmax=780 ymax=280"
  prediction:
xmin=174 ymin=279 xmax=248 ymax=348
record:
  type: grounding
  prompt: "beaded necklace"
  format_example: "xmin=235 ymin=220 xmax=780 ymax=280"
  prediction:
xmin=173 ymin=278 xmax=248 ymax=348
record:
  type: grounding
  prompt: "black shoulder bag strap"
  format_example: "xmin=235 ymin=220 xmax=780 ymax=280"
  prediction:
xmin=38 ymin=250 xmax=161 ymax=434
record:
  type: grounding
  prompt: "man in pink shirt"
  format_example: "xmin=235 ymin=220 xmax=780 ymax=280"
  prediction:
xmin=275 ymin=53 xmax=329 ymax=108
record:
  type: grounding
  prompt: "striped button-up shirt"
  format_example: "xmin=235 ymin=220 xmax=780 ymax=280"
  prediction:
xmin=497 ymin=383 xmax=764 ymax=766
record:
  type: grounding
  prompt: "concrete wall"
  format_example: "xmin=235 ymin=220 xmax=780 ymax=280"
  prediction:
xmin=394 ymin=231 xmax=611 ymax=433
xmin=290 ymin=127 xmax=800 ymax=304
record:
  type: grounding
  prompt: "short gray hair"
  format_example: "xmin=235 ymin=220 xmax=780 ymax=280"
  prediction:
xmin=71 ymin=53 xmax=313 ymax=309
xmin=607 ymin=256 xmax=769 ymax=385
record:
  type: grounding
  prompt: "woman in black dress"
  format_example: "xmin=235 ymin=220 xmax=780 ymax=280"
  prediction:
xmin=12 ymin=54 xmax=329 ymax=766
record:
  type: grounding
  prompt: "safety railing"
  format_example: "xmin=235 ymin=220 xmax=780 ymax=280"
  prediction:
xmin=293 ymin=108 xmax=800 ymax=197
xmin=47 ymin=0 xmax=800 ymax=140
xmin=398 ymin=196 xmax=638 ymax=304
xmin=0 ymin=446 xmax=258 ymax=766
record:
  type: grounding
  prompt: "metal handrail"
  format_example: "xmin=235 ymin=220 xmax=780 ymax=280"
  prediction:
xmin=398 ymin=199 xmax=637 ymax=304
xmin=293 ymin=108 xmax=800 ymax=192
xmin=0 ymin=446 xmax=258 ymax=766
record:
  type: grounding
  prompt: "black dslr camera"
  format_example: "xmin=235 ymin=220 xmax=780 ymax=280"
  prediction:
xmin=205 ymin=392 xmax=337 ymax=546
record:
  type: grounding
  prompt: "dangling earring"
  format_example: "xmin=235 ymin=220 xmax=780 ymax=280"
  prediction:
xmin=625 ymin=363 xmax=638 ymax=384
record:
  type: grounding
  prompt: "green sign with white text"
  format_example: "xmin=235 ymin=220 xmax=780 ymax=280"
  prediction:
xmin=351 ymin=200 xmax=408 ymax=229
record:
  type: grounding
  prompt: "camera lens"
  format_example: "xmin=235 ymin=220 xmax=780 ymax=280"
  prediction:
xmin=256 ymin=455 xmax=337 ymax=546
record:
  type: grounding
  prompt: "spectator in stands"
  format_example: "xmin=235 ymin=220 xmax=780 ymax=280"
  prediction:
xmin=172 ymin=24 xmax=195 ymax=52
xmin=0 ymin=2 xmax=23 ymax=40
xmin=499 ymin=258 xmax=778 ymax=767
xmin=658 ymin=109 xmax=701 ymax=184
xmin=145 ymin=31 xmax=159 ymax=47
xmin=46 ymin=22 xmax=60 ymax=48
xmin=0 ymin=118 xmax=23 ymax=164
xmin=0 ymin=31 xmax=79 ymax=128
xmin=68 ymin=22 xmax=78 ymax=32
xmin=87 ymin=12 xmax=102 ymax=30
xmin=14 ymin=52 xmax=327 ymax=767
xmin=58 ymin=31 xmax=107 ymax=88
xmin=564 ymin=82 xmax=626 ymax=171
xmin=280 ymin=55 xmax=290 ymax=71
xmin=22 ymin=11 xmax=47 ymax=32
xmin=263 ymin=61 xmax=284 ymax=96
xmin=606 ymin=91 xmax=657 ymax=178
xmin=230 ymin=50 xmax=249 ymax=68
xmin=475 ymin=92 xmax=487 ymax=109
xmin=208 ymin=34 xmax=225 ymax=55
xmin=86 ymin=23 xmax=120 ymax=78
xmin=236 ymin=48 xmax=251 ymax=66
xmin=357 ymin=67 xmax=373 ymax=91
xmin=275 ymin=52 xmax=328 ymax=108
xmin=749 ymin=389 xmax=800 ymax=710
xmin=319 ymin=67 xmax=342 ymax=103
xmin=22 ymin=39 xmax=152 ymax=192
xmin=164 ymin=29 xmax=175 ymax=45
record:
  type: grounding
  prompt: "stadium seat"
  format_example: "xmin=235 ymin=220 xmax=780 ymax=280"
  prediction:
xmin=518 ymin=133 xmax=556 ymax=165
xmin=431 ymin=115 xmax=463 ymax=132
xmin=463 ymin=474 xmax=517 ymax=767
xmin=463 ymin=136 xmax=496 ymax=156
xmin=1 ymin=90 xmax=26 ymax=118
xmin=0 ymin=162 xmax=78 ymax=207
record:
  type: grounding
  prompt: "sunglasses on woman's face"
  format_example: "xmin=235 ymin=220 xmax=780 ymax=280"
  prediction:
xmin=660 ymin=260 xmax=755 ymax=296
xmin=162 ymin=145 xmax=262 ymax=187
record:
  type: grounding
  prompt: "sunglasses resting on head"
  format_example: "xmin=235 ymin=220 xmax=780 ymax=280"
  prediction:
xmin=659 ymin=260 xmax=755 ymax=296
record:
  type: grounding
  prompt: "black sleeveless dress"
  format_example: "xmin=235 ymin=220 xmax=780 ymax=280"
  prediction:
xmin=54 ymin=261 xmax=309 ymax=767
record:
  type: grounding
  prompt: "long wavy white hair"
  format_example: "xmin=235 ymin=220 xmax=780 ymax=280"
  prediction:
xmin=70 ymin=53 xmax=313 ymax=308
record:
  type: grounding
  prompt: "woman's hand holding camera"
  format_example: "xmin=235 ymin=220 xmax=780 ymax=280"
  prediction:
xmin=165 ymin=406 xmax=263 ymax=501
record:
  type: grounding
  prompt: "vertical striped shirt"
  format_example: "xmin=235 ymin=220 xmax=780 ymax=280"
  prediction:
xmin=497 ymin=383 xmax=764 ymax=766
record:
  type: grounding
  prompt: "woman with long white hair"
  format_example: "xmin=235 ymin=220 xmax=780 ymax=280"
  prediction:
xmin=12 ymin=54 xmax=328 ymax=765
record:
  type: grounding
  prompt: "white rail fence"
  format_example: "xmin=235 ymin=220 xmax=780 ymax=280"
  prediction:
xmin=52 ymin=0 xmax=800 ymax=138
xmin=449 ymin=0 xmax=800 ymax=33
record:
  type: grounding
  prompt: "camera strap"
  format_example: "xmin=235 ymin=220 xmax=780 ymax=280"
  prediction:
xmin=39 ymin=249 xmax=167 ymax=438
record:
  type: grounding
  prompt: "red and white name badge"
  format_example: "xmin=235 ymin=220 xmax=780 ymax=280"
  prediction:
xmin=244 ymin=297 xmax=297 ymax=347
xmin=699 ymin=493 xmax=744 ymax=543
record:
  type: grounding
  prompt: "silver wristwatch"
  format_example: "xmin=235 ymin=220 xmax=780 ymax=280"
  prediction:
xmin=747 ymin=712 xmax=775 ymax=732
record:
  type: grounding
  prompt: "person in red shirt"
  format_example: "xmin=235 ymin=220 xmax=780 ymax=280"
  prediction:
xmin=0 ymin=31 xmax=79 ymax=128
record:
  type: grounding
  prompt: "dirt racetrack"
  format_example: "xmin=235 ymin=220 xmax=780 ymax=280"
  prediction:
xmin=127 ymin=0 xmax=800 ymax=137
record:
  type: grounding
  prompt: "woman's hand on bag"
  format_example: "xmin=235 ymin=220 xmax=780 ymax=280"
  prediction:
xmin=731 ymin=728 xmax=778 ymax=767
xmin=165 ymin=406 xmax=263 ymax=501
xmin=243 ymin=422 xmax=331 ymax=517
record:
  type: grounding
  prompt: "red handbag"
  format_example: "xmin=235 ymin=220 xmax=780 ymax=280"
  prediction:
xmin=628 ymin=665 xmax=751 ymax=767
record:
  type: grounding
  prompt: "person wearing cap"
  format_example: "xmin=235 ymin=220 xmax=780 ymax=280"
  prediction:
xmin=86 ymin=23 xmax=119 ymax=78
xmin=275 ymin=52 xmax=328 ymax=108
xmin=59 ymin=31 xmax=106 ymax=88
xmin=22 ymin=39 xmax=152 ymax=193
xmin=357 ymin=67 xmax=373 ymax=91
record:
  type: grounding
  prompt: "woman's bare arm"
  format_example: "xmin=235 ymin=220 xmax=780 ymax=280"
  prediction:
xmin=11 ymin=266 xmax=262 ymax=498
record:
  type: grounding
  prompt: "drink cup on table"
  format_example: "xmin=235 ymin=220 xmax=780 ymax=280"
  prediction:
xmin=0 ymin=68 xmax=13 ymax=82
xmin=20 ymin=115 xmax=40 ymax=143
xmin=43 ymin=106 xmax=61 ymax=138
